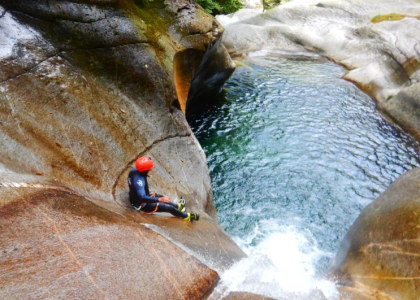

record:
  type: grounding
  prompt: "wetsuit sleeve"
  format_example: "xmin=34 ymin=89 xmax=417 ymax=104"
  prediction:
xmin=133 ymin=173 xmax=160 ymax=203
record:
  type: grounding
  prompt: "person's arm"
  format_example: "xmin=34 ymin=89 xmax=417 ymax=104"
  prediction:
xmin=157 ymin=196 xmax=171 ymax=203
xmin=151 ymin=193 xmax=170 ymax=203
xmin=133 ymin=174 xmax=159 ymax=203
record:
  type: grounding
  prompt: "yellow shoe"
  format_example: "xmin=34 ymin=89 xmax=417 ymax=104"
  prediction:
xmin=184 ymin=213 xmax=199 ymax=222
xmin=177 ymin=197 xmax=186 ymax=212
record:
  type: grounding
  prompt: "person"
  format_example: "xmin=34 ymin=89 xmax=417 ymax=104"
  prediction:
xmin=128 ymin=156 xmax=200 ymax=221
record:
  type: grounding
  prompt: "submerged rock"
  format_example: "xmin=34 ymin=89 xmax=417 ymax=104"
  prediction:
xmin=220 ymin=0 xmax=420 ymax=141
xmin=0 ymin=0 xmax=244 ymax=298
xmin=329 ymin=167 xmax=420 ymax=299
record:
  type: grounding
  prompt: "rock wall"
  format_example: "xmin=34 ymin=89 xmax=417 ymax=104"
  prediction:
xmin=0 ymin=1 xmax=244 ymax=298
xmin=186 ymin=34 xmax=236 ymax=117
xmin=0 ymin=0 xmax=214 ymax=207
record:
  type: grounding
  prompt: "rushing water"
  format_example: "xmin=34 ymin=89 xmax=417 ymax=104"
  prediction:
xmin=189 ymin=52 xmax=420 ymax=299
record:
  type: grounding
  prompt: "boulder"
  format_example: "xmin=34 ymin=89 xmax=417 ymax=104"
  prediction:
xmin=329 ymin=167 xmax=420 ymax=300
xmin=220 ymin=0 xmax=420 ymax=140
xmin=0 ymin=186 xmax=218 ymax=299
xmin=173 ymin=33 xmax=236 ymax=118
xmin=377 ymin=82 xmax=420 ymax=141
xmin=186 ymin=34 xmax=236 ymax=117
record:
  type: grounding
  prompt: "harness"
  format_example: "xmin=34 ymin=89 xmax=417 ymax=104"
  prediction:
xmin=139 ymin=203 xmax=159 ymax=214
xmin=136 ymin=192 xmax=159 ymax=214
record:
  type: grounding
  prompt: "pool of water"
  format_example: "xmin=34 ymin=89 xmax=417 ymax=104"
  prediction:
xmin=190 ymin=52 xmax=420 ymax=299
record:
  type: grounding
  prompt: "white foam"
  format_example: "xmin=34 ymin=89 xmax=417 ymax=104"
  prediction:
xmin=215 ymin=14 xmax=240 ymax=27
xmin=213 ymin=223 xmax=339 ymax=299
xmin=216 ymin=8 xmax=264 ymax=26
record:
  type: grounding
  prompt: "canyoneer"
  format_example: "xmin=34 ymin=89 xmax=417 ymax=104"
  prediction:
xmin=128 ymin=156 xmax=199 ymax=221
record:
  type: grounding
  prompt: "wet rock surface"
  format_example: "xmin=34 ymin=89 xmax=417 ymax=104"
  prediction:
xmin=0 ymin=0 xmax=244 ymax=298
xmin=220 ymin=0 xmax=420 ymax=140
xmin=329 ymin=167 xmax=420 ymax=299
xmin=0 ymin=187 xmax=218 ymax=299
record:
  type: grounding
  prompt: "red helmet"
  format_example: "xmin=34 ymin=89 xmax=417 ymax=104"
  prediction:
xmin=135 ymin=156 xmax=154 ymax=172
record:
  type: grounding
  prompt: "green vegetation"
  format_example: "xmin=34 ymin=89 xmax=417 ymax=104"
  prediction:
xmin=370 ymin=13 xmax=420 ymax=23
xmin=262 ymin=0 xmax=283 ymax=10
xmin=195 ymin=0 xmax=243 ymax=15
xmin=195 ymin=0 xmax=289 ymax=14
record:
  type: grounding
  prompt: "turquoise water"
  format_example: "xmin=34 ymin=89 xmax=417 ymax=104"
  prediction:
xmin=190 ymin=53 xmax=420 ymax=298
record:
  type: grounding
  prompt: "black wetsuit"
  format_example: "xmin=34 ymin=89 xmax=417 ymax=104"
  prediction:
xmin=128 ymin=168 xmax=187 ymax=218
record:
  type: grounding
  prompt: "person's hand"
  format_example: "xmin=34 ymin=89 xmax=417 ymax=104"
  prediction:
xmin=158 ymin=196 xmax=171 ymax=203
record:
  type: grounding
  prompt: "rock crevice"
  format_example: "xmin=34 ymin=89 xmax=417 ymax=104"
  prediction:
xmin=111 ymin=133 xmax=192 ymax=203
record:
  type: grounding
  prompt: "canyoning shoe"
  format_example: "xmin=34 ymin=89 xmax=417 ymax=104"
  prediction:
xmin=132 ymin=204 xmax=141 ymax=212
xmin=177 ymin=197 xmax=186 ymax=212
xmin=191 ymin=213 xmax=199 ymax=221
xmin=184 ymin=213 xmax=199 ymax=222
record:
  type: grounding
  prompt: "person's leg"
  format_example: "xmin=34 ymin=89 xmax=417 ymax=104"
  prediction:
xmin=157 ymin=203 xmax=188 ymax=218
xmin=170 ymin=197 xmax=186 ymax=211
xmin=167 ymin=202 xmax=178 ymax=208
xmin=129 ymin=195 xmax=142 ymax=209
xmin=151 ymin=193 xmax=184 ymax=210
xmin=141 ymin=203 xmax=187 ymax=218
xmin=158 ymin=203 xmax=199 ymax=221
xmin=140 ymin=202 xmax=198 ymax=221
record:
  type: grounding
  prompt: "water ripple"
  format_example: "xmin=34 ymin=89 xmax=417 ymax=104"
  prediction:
xmin=190 ymin=54 xmax=420 ymax=274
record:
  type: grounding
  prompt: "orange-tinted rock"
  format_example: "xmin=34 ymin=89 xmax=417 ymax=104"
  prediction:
xmin=0 ymin=187 xmax=218 ymax=299
xmin=174 ymin=49 xmax=205 ymax=113
xmin=337 ymin=286 xmax=393 ymax=300
xmin=329 ymin=167 xmax=420 ymax=300
xmin=123 ymin=210 xmax=246 ymax=271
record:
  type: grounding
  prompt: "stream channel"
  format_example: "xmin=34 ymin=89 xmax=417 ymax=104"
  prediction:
xmin=189 ymin=52 xmax=420 ymax=299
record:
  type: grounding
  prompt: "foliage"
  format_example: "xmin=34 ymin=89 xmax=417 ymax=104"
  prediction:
xmin=262 ymin=0 xmax=283 ymax=10
xmin=370 ymin=13 xmax=420 ymax=23
xmin=195 ymin=0 xmax=243 ymax=15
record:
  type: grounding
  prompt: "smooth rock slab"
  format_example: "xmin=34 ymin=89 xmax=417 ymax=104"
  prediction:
xmin=0 ymin=187 xmax=218 ymax=299
xmin=329 ymin=167 xmax=420 ymax=300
